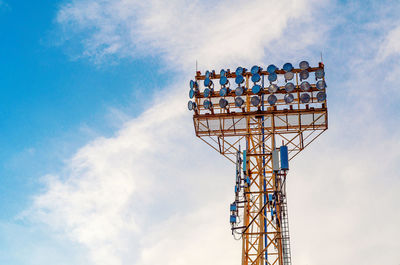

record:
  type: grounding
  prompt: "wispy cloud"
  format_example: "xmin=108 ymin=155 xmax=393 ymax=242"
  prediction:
xmin=378 ymin=24 xmax=400 ymax=60
xmin=56 ymin=0 xmax=328 ymax=69
xmin=29 ymin=85 xmax=240 ymax=264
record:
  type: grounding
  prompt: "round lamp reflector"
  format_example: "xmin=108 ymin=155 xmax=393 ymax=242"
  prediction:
xmin=285 ymin=82 xmax=295 ymax=92
xmin=300 ymin=70 xmax=309 ymax=80
xmin=284 ymin=71 xmax=294 ymax=81
xmin=235 ymin=97 xmax=244 ymax=107
xmin=315 ymin=68 xmax=325 ymax=79
xmin=300 ymin=81 xmax=311 ymax=91
xmin=252 ymin=84 xmax=261 ymax=94
xmin=220 ymin=69 xmax=226 ymax=77
xmin=284 ymin=93 xmax=294 ymax=104
xmin=188 ymin=101 xmax=194 ymax=110
xmin=235 ymin=75 xmax=244 ymax=84
xmin=268 ymin=84 xmax=278 ymax=93
xmin=204 ymin=77 xmax=212 ymax=87
xmin=251 ymin=96 xmax=260 ymax=106
xmin=268 ymin=72 xmax=277 ymax=82
xmin=204 ymin=88 xmax=211 ymax=97
xmin=251 ymin=65 xmax=260 ymax=75
xmin=317 ymin=91 xmax=327 ymax=102
xmin=299 ymin=60 xmax=309 ymax=70
xmin=189 ymin=89 xmax=195 ymax=99
xmin=300 ymin=93 xmax=310 ymax=103
xmin=235 ymin=67 xmax=243 ymax=76
xmin=235 ymin=86 xmax=244 ymax=96
xmin=219 ymin=98 xmax=228 ymax=108
xmin=316 ymin=80 xmax=326 ymax=90
xmin=204 ymin=100 xmax=212 ymax=109
xmin=283 ymin=62 xmax=293 ymax=72
xmin=267 ymin=64 xmax=278 ymax=74
xmin=220 ymin=87 xmax=228 ymax=97
xmin=268 ymin=94 xmax=277 ymax=105
xmin=251 ymin=73 xmax=261 ymax=83
xmin=220 ymin=76 xmax=228 ymax=86
xmin=205 ymin=70 xmax=210 ymax=79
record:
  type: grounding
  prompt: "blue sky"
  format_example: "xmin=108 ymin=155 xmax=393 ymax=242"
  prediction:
xmin=1 ymin=1 xmax=400 ymax=265
xmin=0 ymin=1 xmax=171 ymax=217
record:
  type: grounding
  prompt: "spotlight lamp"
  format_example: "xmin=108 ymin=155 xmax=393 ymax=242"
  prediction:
xmin=189 ymin=88 xmax=195 ymax=99
xmin=205 ymin=70 xmax=211 ymax=79
xmin=299 ymin=60 xmax=310 ymax=70
xmin=220 ymin=69 xmax=226 ymax=77
xmin=204 ymin=88 xmax=211 ymax=97
xmin=235 ymin=67 xmax=244 ymax=76
xmin=268 ymin=84 xmax=279 ymax=93
xmin=267 ymin=94 xmax=277 ymax=105
xmin=235 ymin=97 xmax=244 ymax=107
xmin=300 ymin=70 xmax=309 ymax=81
xmin=252 ymin=84 xmax=262 ymax=94
xmin=190 ymin=80 xmax=198 ymax=89
xmin=220 ymin=75 xmax=229 ymax=86
xmin=204 ymin=99 xmax=213 ymax=109
xmin=285 ymin=82 xmax=295 ymax=93
xmin=220 ymin=87 xmax=228 ymax=97
xmin=251 ymin=73 xmax=261 ymax=83
xmin=300 ymin=81 xmax=311 ymax=91
xmin=235 ymin=86 xmax=245 ymax=96
xmin=317 ymin=91 xmax=327 ymax=102
xmin=316 ymin=80 xmax=327 ymax=90
xmin=268 ymin=72 xmax=277 ymax=82
xmin=235 ymin=75 xmax=244 ymax=85
xmin=188 ymin=100 xmax=196 ymax=111
xmin=284 ymin=93 xmax=294 ymax=104
xmin=219 ymin=98 xmax=229 ymax=108
xmin=251 ymin=65 xmax=261 ymax=75
xmin=300 ymin=93 xmax=310 ymax=103
xmin=251 ymin=95 xmax=260 ymax=106
xmin=267 ymin=64 xmax=278 ymax=74
xmin=282 ymin=62 xmax=294 ymax=72
xmin=284 ymin=71 xmax=294 ymax=81
xmin=204 ymin=77 xmax=213 ymax=87
xmin=315 ymin=68 xmax=325 ymax=79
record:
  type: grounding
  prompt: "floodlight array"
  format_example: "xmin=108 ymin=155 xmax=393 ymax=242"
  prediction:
xmin=187 ymin=61 xmax=327 ymax=114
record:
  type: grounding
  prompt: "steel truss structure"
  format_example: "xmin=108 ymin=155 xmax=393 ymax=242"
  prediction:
xmin=190 ymin=63 xmax=328 ymax=265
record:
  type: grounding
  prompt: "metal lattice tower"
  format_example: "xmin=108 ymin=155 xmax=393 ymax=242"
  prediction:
xmin=187 ymin=62 xmax=328 ymax=265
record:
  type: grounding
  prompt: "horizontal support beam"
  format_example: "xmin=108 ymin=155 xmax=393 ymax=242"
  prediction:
xmin=194 ymin=107 xmax=327 ymax=120
xmin=195 ymin=125 xmax=327 ymax=136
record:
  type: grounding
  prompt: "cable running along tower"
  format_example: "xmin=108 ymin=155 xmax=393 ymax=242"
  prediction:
xmin=187 ymin=61 xmax=328 ymax=265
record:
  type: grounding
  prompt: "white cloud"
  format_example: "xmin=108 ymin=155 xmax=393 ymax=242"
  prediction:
xmin=377 ymin=20 xmax=400 ymax=60
xmin=56 ymin=0 xmax=325 ymax=69
xmin=30 ymin=83 xmax=240 ymax=265
xmin=25 ymin=1 xmax=400 ymax=265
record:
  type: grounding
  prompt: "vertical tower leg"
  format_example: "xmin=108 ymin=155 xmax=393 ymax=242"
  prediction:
xmin=241 ymin=115 xmax=290 ymax=265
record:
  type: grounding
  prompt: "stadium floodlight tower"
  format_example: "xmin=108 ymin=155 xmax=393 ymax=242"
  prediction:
xmin=187 ymin=61 xmax=328 ymax=265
